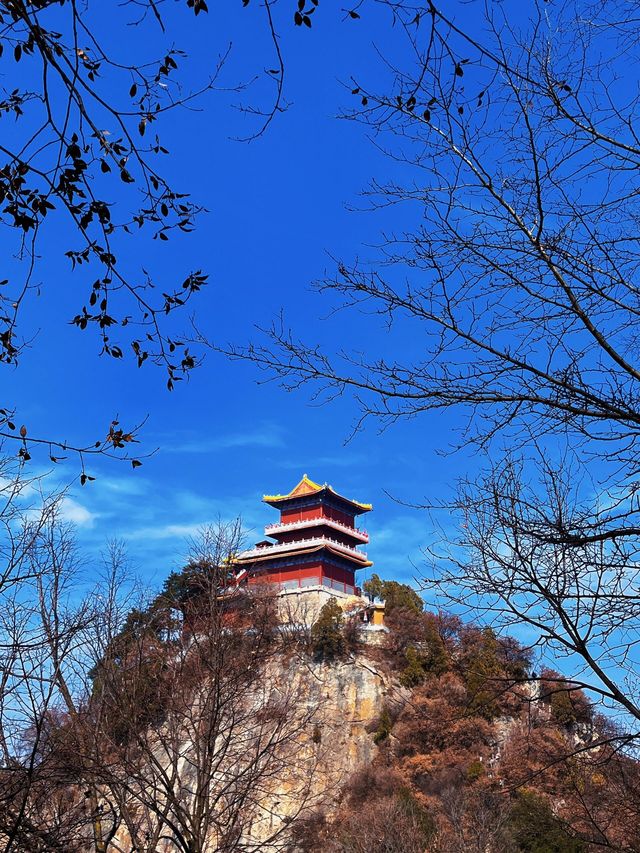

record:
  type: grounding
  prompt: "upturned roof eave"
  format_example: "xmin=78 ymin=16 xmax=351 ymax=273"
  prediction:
xmin=262 ymin=474 xmax=372 ymax=513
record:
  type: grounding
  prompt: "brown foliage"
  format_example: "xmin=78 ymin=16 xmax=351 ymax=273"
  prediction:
xmin=292 ymin=768 xmax=435 ymax=853
xmin=314 ymin=609 xmax=639 ymax=852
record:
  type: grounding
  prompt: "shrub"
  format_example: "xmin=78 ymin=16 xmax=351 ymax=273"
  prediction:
xmin=462 ymin=627 xmax=502 ymax=719
xmin=466 ymin=758 xmax=485 ymax=781
xmin=373 ymin=707 xmax=394 ymax=744
xmin=343 ymin=612 xmax=361 ymax=652
xmin=422 ymin=615 xmax=449 ymax=676
xmin=364 ymin=573 xmax=423 ymax=615
xmin=541 ymin=670 xmax=593 ymax=728
xmin=344 ymin=766 xmax=405 ymax=805
xmin=332 ymin=789 xmax=435 ymax=853
xmin=550 ymin=689 xmax=577 ymax=728
xmin=362 ymin=573 xmax=385 ymax=601
xmin=311 ymin=598 xmax=346 ymax=660
xmin=385 ymin=606 xmax=427 ymax=660
xmin=400 ymin=645 xmax=426 ymax=688
xmin=395 ymin=787 xmax=436 ymax=844
xmin=382 ymin=580 xmax=424 ymax=615
xmin=386 ymin=609 xmax=449 ymax=681
xmin=507 ymin=790 xmax=586 ymax=852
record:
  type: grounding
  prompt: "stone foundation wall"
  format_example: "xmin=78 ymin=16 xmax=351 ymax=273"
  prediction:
xmin=276 ymin=585 xmax=366 ymax=625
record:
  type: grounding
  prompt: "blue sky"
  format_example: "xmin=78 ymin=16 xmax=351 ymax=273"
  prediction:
xmin=3 ymin=1 xmax=484 ymax=595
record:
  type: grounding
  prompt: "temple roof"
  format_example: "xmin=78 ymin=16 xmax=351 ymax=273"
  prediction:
xmin=263 ymin=474 xmax=372 ymax=513
xmin=236 ymin=541 xmax=373 ymax=568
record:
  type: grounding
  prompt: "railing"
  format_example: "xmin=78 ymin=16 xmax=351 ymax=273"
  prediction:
xmin=239 ymin=536 xmax=368 ymax=562
xmin=278 ymin=576 xmax=356 ymax=595
xmin=264 ymin=517 xmax=369 ymax=541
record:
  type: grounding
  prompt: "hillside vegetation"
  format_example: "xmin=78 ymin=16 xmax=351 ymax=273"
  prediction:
xmin=299 ymin=582 xmax=639 ymax=852
xmin=5 ymin=560 xmax=638 ymax=853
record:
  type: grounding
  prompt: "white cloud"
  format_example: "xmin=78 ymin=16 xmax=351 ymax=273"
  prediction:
xmin=124 ymin=522 xmax=208 ymax=542
xmin=161 ymin=425 xmax=286 ymax=455
xmin=279 ymin=452 xmax=371 ymax=470
xmin=98 ymin=475 xmax=150 ymax=496
xmin=59 ymin=497 xmax=96 ymax=527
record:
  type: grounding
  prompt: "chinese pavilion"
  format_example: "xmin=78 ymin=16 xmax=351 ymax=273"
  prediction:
xmin=235 ymin=475 xmax=372 ymax=595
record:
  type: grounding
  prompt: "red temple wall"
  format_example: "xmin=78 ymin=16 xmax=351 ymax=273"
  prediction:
xmin=322 ymin=505 xmax=356 ymax=527
xmin=247 ymin=558 xmax=356 ymax=589
xmin=281 ymin=507 xmax=323 ymax=523
xmin=280 ymin=504 xmax=356 ymax=528
xmin=320 ymin=562 xmax=354 ymax=585
xmin=247 ymin=561 xmax=321 ymax=586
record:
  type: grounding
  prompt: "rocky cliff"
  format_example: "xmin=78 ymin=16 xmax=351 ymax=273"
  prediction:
xmin=244 ymin=653 xmax=392 ymax=849
xmin=109 ymin=649 xmax=394 ymax=853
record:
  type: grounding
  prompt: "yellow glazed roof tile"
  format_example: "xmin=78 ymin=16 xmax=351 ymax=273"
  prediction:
xmin=263 ymin=474 xmax=372 ymax=511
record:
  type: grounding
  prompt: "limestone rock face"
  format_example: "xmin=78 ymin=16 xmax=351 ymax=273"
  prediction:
xmin=293 ymin=653 xmax=388 ymax=765
xmin=245 ymin=653 xmax=392 ymax=849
